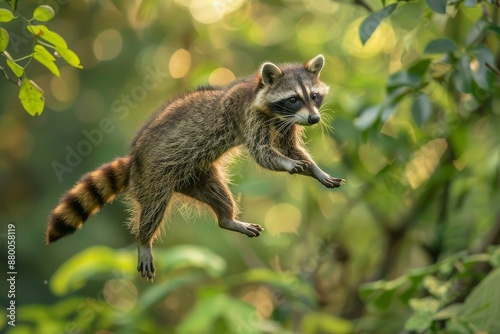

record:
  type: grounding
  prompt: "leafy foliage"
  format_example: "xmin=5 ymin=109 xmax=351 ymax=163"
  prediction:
xmin=0 ymin=1 xmax=82 ymax=116
xmin=360 ymin=248 xmax=500 ymax=332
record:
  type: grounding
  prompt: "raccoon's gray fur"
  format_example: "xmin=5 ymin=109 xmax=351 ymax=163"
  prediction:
xmin=46 ymin=55 xmax=344 ymax=280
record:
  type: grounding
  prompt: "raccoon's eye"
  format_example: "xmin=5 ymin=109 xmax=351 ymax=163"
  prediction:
xmin=288 ymin=97 xmax=299 ymax=104
xmin=311 ymin=93 xmax=318 ymax=101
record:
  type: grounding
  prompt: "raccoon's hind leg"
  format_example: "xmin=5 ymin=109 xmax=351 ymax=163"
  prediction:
xmin=178 ymin=166 xmax=263 ymax=238
xmin=136 ymin=191 xmax=172 ymax=281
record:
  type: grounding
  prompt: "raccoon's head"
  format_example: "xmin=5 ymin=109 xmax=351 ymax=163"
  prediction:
xmin=255 ymin=55 xmax=330 ymax=126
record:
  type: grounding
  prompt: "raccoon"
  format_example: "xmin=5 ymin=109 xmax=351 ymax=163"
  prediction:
xmin=46 ymin=55 xmax=345 ymax=280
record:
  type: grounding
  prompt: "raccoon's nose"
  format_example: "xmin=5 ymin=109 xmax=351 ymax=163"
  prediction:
xmin=308 ymin=114 xmax=320 ymax=124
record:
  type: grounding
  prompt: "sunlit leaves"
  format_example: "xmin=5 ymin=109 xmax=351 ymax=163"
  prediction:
xmin=18 ymin=79 xmax=44 ymax=116
xmin=0 ymin=8 xmax=14 ymax=22
xmin=0 ymin=27 xmax=8 ymax=52
xmin=4 ymin=51 xmax=23 ymax=77
xmin=359 ymin=4 xmax=398 ymax=45
xmin=425 ymin=0 xmax=447 ymax=14
xmin=405 ymin=297 xmax=441 ymax=332
xmin=50 ymin=246 xmax=135 ymax=296
xmin=360 ymin=249 xmax=500 ymax=332
xmin=154 ymin=245 xmax=227 ymax=278
xmin=55 ymin=46 xmax=83 ymax=69
xmin=33 ymin=5 xmax=55 ymax=22
xmin=178 ymin=293 xmax=259 ymax=334
xmin=2 ymin=5 xmax=83 ymax=116
xmin=6 ymin=58 xmax=23 ymax=77
xmin=27 ymin=25 xmax=83 ymax=69
xmin=226 ymin=268 xmax=317 ymax=305
xmin=34 ymin=44 xmax=60 ymax=76
xmin=27 ymin=25 xmax=68 ymax=48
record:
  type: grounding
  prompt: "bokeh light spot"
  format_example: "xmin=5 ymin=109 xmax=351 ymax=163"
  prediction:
xmin=169 ymin=49 xmax=191 ymax=79
xmin=93 ymin=29 xmax=123 ymax=61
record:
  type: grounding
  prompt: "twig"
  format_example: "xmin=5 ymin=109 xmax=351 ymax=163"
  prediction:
xmin=486 ymin=62 xmax=500 ymax=77
xmin=352 ymin=0 xmax=373 ymax=12
xmin=0 ymin=65 xmax=20 ymax=86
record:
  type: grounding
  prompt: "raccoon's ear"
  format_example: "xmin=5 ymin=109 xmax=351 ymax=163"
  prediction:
xmin=306 ymin=55 xmax=325 ymax=76
xmin=260 ymin=62 xmax=283 ymax=86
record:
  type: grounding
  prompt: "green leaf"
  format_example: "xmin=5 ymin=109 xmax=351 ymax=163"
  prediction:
xmin=225 ymin=268 xmax=316 ymax=305
xmin=387 ymin=59 xmax=430 ymax=93
xmin=453 ymin=55 xmax=473 ymax=94
xmin=301 ymin=312 xmax=354 ymax=334
xmin=470 ymin=45 xmax=496 ymax=91
xmin=405 ymin=297 xmax=441 ymax=332
xmin=0 ymin=8 xmax=14 ymax=22
xmin=133 ymin=272 xmax=207 ymax=315
xmin=33 ymin=5 xmax=55 ymax=22
xmin=0 ymin=27 xmax=8 ymax=52
xmin=154 ymin=245 xmax=227 ymax=278
xmin=55 ymin=46 xmax=84 ymax=69
xmin=433 ymin=303 xmax=463 ymax=320
xmin=408 ymin=58 xmax=432 ymax=76
xmin=27 ymin=25 xmax=68 ymax=48
xmin=359 ymin=4 xmax=398 ymax=45
xmin=354 ymin=106 xmax=380 ymax=130
xmin=425 ymin=0 xmax=447 ymax=14
xmin=178 ymin=294 xmax=259 ymax=334
xmin=466 ymin=19 xmax=489 ymax=46
xmin=461 ymin=253 xmax=491 ymax=272
xmin=464 ymin=0 xmax=477 ymax=5
xmin=49 ymin=246 xmax=135 ymax=295
xmin=411 ymin=94 xmax=431 ymax=126
xmin=460 ymin=268 xmax=500 ymax=332
xmin=423 ymin=275 xmax=452 ymax=300
xmin=6 ymin=59 xmax=23 ymax=77
xmin=359 ymin=276 xmax=408 ymax=311
xmin=424 ymin=38 xmax=458 ymax=54
xmin=18 ymin=79 xmax=45 ymax=116
xmin=34 ymin=44 xmax=60 ymax=77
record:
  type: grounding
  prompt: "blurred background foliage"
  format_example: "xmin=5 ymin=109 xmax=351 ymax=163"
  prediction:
xmin=0 ymin=0 xmax=499 ymax=333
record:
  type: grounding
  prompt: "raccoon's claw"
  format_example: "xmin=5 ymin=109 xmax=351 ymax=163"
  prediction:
xmin=138 ymin=261 xmax=155 ymax=281
xmin=137 ymin=245 xmax=155 ymax=281
xmin=320 ymin=175 xmax=345 ymax=188
xmin=245 ymin=223 xmax=264 ymax=237
xmin=289 ymin=160 xmax=311 ymax=174
xmin=219 ymin=220 xmax=264 ymax=238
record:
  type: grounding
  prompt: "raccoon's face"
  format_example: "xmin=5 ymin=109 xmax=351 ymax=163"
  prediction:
xmin=255 ymin=55 xmax=330 ymax=126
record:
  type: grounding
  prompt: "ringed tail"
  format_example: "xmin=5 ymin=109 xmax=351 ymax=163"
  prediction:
xmin=46 ymin=157 xmax=130 ymax=244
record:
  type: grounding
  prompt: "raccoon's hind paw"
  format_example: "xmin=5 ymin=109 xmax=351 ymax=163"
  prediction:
xmin=137 ymin=245 xmax=155 ymax=281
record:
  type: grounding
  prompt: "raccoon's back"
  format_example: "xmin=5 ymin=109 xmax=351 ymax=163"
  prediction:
xmin=130 ymin=88 xmax=241 ymax=175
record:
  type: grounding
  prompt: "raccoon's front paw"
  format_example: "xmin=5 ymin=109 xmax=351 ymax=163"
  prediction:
xmin=288 ymin=160 xmax=311 ymax=174
xmin=219 ymin=220 xmax=264 ymax=237
xmin=318 ymin=174 xmax=345 ymax=188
